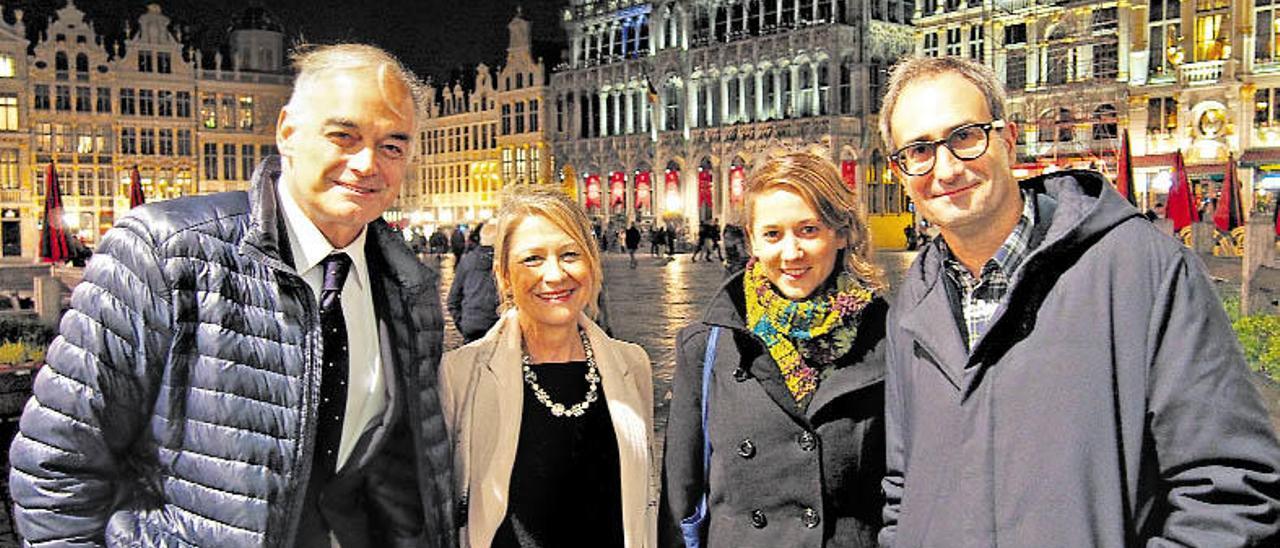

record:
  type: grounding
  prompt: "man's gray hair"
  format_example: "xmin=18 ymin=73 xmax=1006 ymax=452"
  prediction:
xmin=287 ymin=43 xmax=427 ymax=152
xmin=879 ymin=56 xmax=1007 ymax=151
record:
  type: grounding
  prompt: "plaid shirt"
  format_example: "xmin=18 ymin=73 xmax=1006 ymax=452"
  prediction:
xmin=942 ymin=191 xmax=1037 ymax=352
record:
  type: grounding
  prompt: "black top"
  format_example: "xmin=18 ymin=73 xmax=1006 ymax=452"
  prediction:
xmin=492 ymin=360 xmax=625 ymax=548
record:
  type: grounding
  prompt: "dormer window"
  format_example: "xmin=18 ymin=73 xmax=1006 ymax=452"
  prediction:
xmin=138 ymin=51 xmax=154 ymax=73
xmin=157 ymin=52 xmax=171 ymax=74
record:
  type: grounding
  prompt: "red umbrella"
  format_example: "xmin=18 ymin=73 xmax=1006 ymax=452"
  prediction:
xmin=1167 ymin=150 xmax=1199 ymax=232
xmin=1114 ymin=129 xmax=1136 ymax=207
xmin=39 ymin=164 xmax=69 ymax=263
xmin=128 ymin=165 xmax=145 ymax=208
xmin=1213 ymin=154 xmax=1242 ymax=233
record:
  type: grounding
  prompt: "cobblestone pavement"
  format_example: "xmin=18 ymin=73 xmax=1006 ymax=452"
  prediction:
xmin=431 ymin=250 xmax=918 ymax=450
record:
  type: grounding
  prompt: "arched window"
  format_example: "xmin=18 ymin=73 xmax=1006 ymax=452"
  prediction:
xmin=75 ymin=53 xmax=88 ymax=74
xmin=55 ymin=52 xmax=68 ymax=72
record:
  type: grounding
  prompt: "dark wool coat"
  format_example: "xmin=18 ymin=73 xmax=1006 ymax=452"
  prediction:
xmin=9 ymin=157 xmax=455 ymax=547
xmin=881 ymin=170 xmax=1280 ymax=547
xmin=663 ymin=274 xmax=887 ymax=548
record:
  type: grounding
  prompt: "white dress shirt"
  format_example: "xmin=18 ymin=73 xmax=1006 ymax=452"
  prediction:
xmin=278 ymin=183 xmax=386 ymax=470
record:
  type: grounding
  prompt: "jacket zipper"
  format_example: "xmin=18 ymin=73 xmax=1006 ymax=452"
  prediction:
xmin=273 ymin=274 xmax=322 ymax=548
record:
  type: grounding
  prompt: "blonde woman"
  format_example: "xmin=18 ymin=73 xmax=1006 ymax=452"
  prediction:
xmin=440 ymin=187 xmax=657 ymax=548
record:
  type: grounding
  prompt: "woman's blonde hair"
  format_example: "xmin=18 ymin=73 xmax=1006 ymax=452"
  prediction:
xmin=493 ymin=186 xmax=603 ymax=318
xmin=743 ymin=151 xmax=884 ymax=290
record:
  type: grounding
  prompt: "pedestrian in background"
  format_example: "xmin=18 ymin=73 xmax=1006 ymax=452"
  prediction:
xmin=9 ymin=43 xmax=454 ymax=546
xmin=878 ymin=55 xmax=1280 ymax=547
xmin=626 ymin=223 xmax=642 ymax=268
xmin=449 ymin=222 xmax=501 ymax=343
xmin=441 ymin=186 xmax=656 ymax=548
xmin=451 ymin=224 xmax=467 ymax=264
xmin=721 ymin=220 xmax=748 ymax=274
xmin=650 ymin=224 xmax=664 ymax=256
xmin=664 ymin=151 xmax=888 ymax=548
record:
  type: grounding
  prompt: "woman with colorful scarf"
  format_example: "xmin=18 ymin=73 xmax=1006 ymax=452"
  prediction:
xmin=662 ymin=152 xmax=888 ymax=548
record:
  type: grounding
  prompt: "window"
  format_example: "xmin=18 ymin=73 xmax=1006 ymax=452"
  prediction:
xmin=140 ymin=128 xmax=155 ymax=155
xmin=0 ymin=54 xmax=13 ymax=78
xmin=664 ymin=83 xmax=681 ymax=131
xmin=77 ymin=169 xmax=92 ymax=196
xmin=0 ymin=94 xmax=16 ymax=131
xmin=55 ymin=85 xmax=71 ymax=111
xmin=1093 ymin=42 xmax=1118 ymax=79
xmin=138 ymin=51 xmax=153 ymax=73
xmin=238 ymin=96 xmax=254 ymax=129
xmin=529 ymin=99 xmax=539 ymax=132
xmin=515 ymin=147 xmax=527 ymax=182
xmin=0 ymin=149 xmax=18 ymax=190
xmin=34 ymin=85 xmax=49 ymax=110
xmin=139 ymin=89 xmax=154 ymax=116
xmin=73 ymin=86 xmax=89 ymax=112
xmin=203 ymin=143 xmax=218 ymax=179
xmin=158 ymin=129 xmax=173 ymax=155
xmin=36 ymin=123 xmax=51 ymax=152
xmin=1005 ymin=23 xmax=1027 ymax=45
xmin=119 ymin=88 xmax=136 ymax=115
xmin=923 ymin=32 xmax=939 ymax=57
xmin=96 ymin=87 xmax=110 ymax=113
xmin=95 ymin=126 xmax=111 ymax=153
xmin=945 ymin=28 xmax=963 ymax=56
xmin=1148 ymin=97 xmax=1178 ymax=134
xmin=502 ymin=148 xmax=513 ymax=181
xmin=1259 ymin=0 xmax=1280 ymax=64
xmin=1006 ymin=51 xmax=1027 ymax=90
xmin=75 ymin=53 xmax=88 ymax=76
xmin=969 ymin=25 xmax=984 ymax=61
xmin=223 ymin=144 xmax=237 ymax=180
xmin=1038 ymin=108 xmax=1073 ymax=142
xmin=53 ymin=124 xmax=70 ymax=152
xmin=158 ymin=90 xmax=173 ymax=117
xmin=177 ymin=129 xmax=192 ymax=156
xmin=201 ymin=93 xmax=217 ymax=128
xmin=176 ymin=91 xmax=191 ymax=118
xmin=55 ymin=52 xmax=68 ymax=73
xmin=1046 ymin=33 xmax=1072 ymax=85
xmin=1092 ymin=104 xmax=1118 ymax=140
xmin=76 ymin=125 xmax=92 ymax=153
xmin=1149 ymin=0 xmax=1182 ymax=77
xmin=869 ymin=60 xmax=885 ymax=113
xmin=120 ymin=127 xmax=137 ymax=154
xmin=157 ymin=52 xmax=171 ymax=74
xmin=242 ymin=144 xmax=256 ymax=180
xmin=1092 ymin=7 xmax=1118 ymax=32
xmin=839 ymin=57 xmax=854 ymax=114
xmin=1194 ymin=11 xmax=1228 ymax=62
xmin=220 ymin=96 xmax=236 ymax=128
xmin=502 ymin=104 xmax=511 ymax=135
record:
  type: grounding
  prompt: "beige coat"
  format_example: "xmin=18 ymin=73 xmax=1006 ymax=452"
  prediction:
xmin=439 ymin=310 xmax=658 ymax=548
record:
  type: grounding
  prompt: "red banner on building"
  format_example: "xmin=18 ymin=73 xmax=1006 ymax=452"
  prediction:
xmin=729 ymin=166 xmax=745 ymax=205
xmin=698 ymin=170 xmax=713 ymax=207
xmin=635 ymin=171 xmax=652 ymax=210
xmin=841 ymin=159 xmax=857 ymax=191
xmin=665 ymin=170 xmax=679 ymax=194
xmin=610 ymin=171 xmax=626 ymax=208
xmin=585 ymin=174 xmax=602 ymax=210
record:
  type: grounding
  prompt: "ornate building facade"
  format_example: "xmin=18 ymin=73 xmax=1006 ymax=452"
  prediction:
xmin=400 ymin=12 xmax=552 ymax=228
xmin=549 ymin=0 xmax=918 ymax=249
xmin=0 ymin=2 xmax=290 ymax=259
xmin=914 ymin=0 xmax=1278 ymax=216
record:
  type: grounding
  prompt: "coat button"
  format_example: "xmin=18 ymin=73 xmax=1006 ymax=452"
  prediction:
xmin=798 ymin=431 xmax=818 ymax=452
xmin=750 ymin=509 xmax=767 ymax=528
xmin=801 ymin=507 xmax=820 ymax=528
xmin=733 ymin=367 xmax=751 ymax=382
xmin=737 ymin=439 xmax=756 ymax=458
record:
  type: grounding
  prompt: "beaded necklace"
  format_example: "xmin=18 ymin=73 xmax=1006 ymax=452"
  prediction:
xmin=520 ymin=328 xmax=600 ymax=418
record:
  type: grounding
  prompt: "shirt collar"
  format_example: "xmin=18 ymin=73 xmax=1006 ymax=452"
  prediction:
xmin=943 ymin=189 xmax=1037 ymax=281
xmin=277 ymin=179 xmax=369 ymax=290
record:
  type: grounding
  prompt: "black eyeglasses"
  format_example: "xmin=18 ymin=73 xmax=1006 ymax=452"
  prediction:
xmin=890 ymin=120 xmax=1006 ymax=176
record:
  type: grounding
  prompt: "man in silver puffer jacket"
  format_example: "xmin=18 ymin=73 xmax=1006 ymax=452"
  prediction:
xmin=9 ymin=44 xmax=454 ymax=547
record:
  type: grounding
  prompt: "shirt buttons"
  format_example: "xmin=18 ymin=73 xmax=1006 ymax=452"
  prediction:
xmin=750 ymin=509 xmax=767 ymax=529
xmin=798 ymin=431 xmax=817 ymax=452
xmin=737 ymin=439 xmax=756 ymax=459
xmin=801 ymin=507 xmax=820 ymax=528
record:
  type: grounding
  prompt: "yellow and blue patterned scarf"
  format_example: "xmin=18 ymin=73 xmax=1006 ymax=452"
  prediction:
xmin=743 ymin=258 xmax=874 ymax=403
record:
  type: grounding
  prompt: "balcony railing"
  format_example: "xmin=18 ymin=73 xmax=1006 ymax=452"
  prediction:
xmin=1178 ymin=60 xmax=1232 ymax=86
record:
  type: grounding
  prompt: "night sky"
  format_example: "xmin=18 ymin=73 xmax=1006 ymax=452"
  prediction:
xmin=0 ymin=0 xmax=569 ymax=84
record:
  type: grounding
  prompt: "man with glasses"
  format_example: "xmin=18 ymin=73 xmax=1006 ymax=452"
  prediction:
xmin=877 ymin=56 xmax=1280 ymax=547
